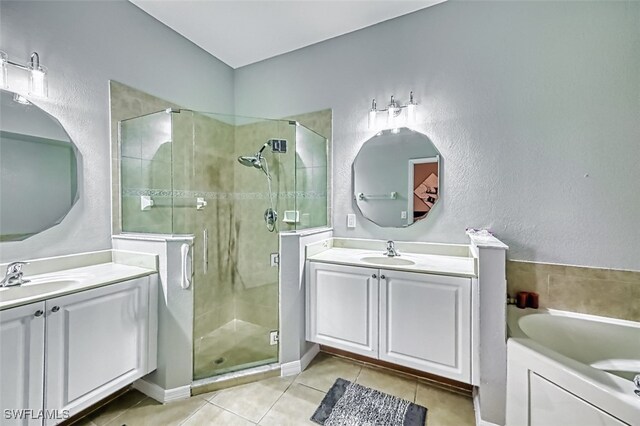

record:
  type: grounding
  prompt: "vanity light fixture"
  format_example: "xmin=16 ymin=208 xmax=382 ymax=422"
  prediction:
xmin=367 ymin=91 xmax=418 ymax=130
xmin=0 ymin=50 xmax=48 ymax=98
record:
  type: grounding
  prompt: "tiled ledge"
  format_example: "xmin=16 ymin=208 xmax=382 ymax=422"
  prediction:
xmin=506 ymin=260 xmax=640 ymax=322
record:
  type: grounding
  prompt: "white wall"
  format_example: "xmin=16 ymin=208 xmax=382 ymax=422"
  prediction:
xmin=234 ymin=1 xmax=640 ymax=271
xmin=0 ymin=0 xmax=234 ymax=262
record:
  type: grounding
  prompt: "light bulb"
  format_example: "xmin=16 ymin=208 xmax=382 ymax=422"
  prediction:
xmin=368 ymin=110 xmax=377 ymax=130
xmin=0 ymin=51 xmax=7 ymax=89
xmin=407 ymin=103 xmax=416 ymax=124
xmin=368 ymin=98 xmax=377 ymax=130
xmin=29 ymin=66 xmax=47 ymax=98
xmin=387 ymin=107 xmax=397 ymax=129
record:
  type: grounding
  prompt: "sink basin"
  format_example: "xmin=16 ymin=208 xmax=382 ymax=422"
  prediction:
xmin=360 ymin=256 xmax=416 ymax=266
xmin=0 ymin=280 xmax=80 ymax=303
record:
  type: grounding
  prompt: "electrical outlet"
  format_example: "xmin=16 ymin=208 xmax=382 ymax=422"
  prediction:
xmin=347 ymin=214 xmax=356 ymax=228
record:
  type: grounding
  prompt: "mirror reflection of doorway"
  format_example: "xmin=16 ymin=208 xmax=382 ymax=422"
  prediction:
xmin=408 ymin=157 xmax=439 ymax=225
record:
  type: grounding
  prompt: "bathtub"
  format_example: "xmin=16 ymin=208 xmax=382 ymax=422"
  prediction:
xmin=506 ymin=306 xmax=640 ymax=426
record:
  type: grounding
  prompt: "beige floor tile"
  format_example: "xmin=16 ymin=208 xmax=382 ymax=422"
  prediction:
xmin=194 ymin=390 xmax=218 ymax=401
xmin=295 ymin=353 xmax=362 ymax=392
xmin=355 ymin=366 xmax=418 ymax=401
xmin=415 ymin=382 xmax=475 ymax=426
xmin=209 ymin=376 xmax=294 ymax=422
xmin=258 ymin=383 xmax=325 ymax=426
xmin=87 ymin=390 xmax=147 ymax=426
xmin=104 ymin=396 xmax=207 ymax=426
xmin=181 ymin=403 xmax=255 ymax=425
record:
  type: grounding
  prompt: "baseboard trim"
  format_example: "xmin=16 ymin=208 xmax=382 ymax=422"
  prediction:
xmin=133 ymin=378 xmax=190 ymax=403
xmin=301 ymin=343 xmax=320 ymax=371
xmin=280 ymin=344 xmax=320 ymax=376
xmin=473 ymin=388 xmax=501 ymax=426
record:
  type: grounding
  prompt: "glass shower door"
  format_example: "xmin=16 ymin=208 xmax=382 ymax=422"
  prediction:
xmin=177 ymin=112 xmax=294 ymax=380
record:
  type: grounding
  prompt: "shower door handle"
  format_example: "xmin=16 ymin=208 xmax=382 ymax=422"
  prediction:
xmin=203 ymin=229 xmax=209 ymax=274
xmin=181 ymin=243 xmax=192 ymax=289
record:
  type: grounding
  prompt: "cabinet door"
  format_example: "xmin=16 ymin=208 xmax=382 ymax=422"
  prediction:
xmin=0 ymin=302 xmax=45 ymax=426
xmin=44 ymin=277 xmax=150 ymax=424
xmin=306 ymin=262 xmax=378 ymax=357
xmin=379 ymin=270 xmax=471 ymax=383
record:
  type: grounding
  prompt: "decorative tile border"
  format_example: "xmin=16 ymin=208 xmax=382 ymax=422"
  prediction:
xmin=122 ymin=188 xmax=327 ymax=200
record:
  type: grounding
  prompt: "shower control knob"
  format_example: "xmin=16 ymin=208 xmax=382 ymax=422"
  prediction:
xmin=51 ymin=306 xmax=60 ymax=313
xmin=372 ymin=274 xmax=377 ymax=279
xmin=34 ymin=310 xmax=43 ymax=317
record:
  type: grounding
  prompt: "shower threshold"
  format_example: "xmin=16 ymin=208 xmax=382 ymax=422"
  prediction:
xmin=191 ymin=362 xmax=281 ymax=395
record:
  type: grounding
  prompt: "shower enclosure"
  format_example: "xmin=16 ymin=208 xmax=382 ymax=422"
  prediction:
xmin=119 ymin=109 xmax=327 ymax=381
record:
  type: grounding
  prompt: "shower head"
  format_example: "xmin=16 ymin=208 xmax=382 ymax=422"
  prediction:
xmin=237 ymin=153 xmax=271 ymax=179
xmin=238 ymin=139 xmax=275 ymax=177
xmin=237 ymin=155 xmax=261 ymax=168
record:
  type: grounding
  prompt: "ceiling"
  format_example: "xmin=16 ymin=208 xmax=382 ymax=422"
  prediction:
xmin=130 ymin=0 xmax=445 ymax=69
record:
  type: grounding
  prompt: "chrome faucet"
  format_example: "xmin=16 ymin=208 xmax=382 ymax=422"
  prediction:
xmin=384 ymin=240 xmax=400 ymax=257
xmin=634 ymin=374 xmax=640 ymax=397
xmin=1 ymin=261 xmax=30 ymax=287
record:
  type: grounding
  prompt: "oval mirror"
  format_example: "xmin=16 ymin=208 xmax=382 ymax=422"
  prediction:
xmin=353 ymin=127 xmax=440 ymax=227
xmin=0 ymin=89 xmax=80 ymax=241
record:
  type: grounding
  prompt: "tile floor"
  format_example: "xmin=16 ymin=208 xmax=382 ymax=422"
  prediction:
xmin=194 ymin=319 xmax=278 ymax=380
xmin=74 ymin=353 xmax=476 ymax=426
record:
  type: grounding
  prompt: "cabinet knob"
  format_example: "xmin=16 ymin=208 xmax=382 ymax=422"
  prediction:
xmin=34 ymin=310 xmax=43 ymax=317
xmin=372 ymin=274 xmax=377 ymax=279
xmin=51 ymin=306 xmax=60 ymax=313
xmin=380 ymin=275 xmax=386 ymax=279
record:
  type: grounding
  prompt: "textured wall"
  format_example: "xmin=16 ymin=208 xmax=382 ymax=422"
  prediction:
xmin=234 ymin=1 xmax=640 ymax=271
xmin=0 ymin=1 xmax=234 ymax=262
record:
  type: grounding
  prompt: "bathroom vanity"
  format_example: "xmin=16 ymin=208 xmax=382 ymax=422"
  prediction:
xmin=305 ymin=238 xmax=476 ymax=383
xmin=0 ymin=251 xmax=158 ymax=426
xmin=304 ymin=232 xmax=508 ymax=425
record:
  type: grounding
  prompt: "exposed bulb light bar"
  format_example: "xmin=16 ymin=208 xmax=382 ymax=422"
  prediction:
xmin=367 ymin=91 xmax=418 ymax=130
xmin=0 ymin=50 xmax=49 ymax=98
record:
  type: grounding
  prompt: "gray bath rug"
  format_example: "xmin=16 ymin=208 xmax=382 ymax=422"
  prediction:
xmin=311 ymin=378 xmax=427 ymax=426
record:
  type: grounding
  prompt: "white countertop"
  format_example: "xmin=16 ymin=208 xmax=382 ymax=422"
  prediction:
xmin=307 ymin=247 xmax=477 ymax=278
xmin=0 ymin=259 xmax=157 ymax=311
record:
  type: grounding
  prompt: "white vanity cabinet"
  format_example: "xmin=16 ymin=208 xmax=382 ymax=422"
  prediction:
xmin=379 ymin=270 xmax=471 ymax=383
xmin=0 ymin=275 xmax=157 ymax=426
xmin=306 ymin=261 xmax=472 ymax=383
xmin=44 ymin=277 xmax=154 ymax=424
xmin=306 ymin=262 xmax=379 ymax=357
xmin=0 ymin=302 xmax=46 ymax=426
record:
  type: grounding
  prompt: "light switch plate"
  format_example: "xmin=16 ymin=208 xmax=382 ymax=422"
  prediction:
xmin=401 ymin=211 xmax=407 ymax=219
xmin=347 ymin=214 xmax=356 ymax=228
